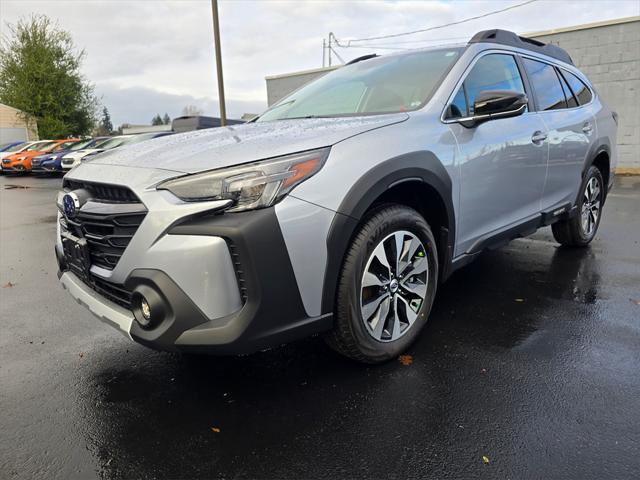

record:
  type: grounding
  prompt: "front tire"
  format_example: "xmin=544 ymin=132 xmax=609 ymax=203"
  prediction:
xmin=552 ymin=166 xmax=604 ymax=247
xmin=325 ymin=205 xmax=438 ymax=364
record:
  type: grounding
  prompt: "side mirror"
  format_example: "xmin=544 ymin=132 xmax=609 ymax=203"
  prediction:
xmin=474 ymin=90 xmax=528 ymax=117
xmin=454 ymin=90 xmax=528 ymax=128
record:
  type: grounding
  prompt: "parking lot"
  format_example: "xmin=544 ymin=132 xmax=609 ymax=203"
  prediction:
xmin=1 ymin=173 xmax=639 ymax=479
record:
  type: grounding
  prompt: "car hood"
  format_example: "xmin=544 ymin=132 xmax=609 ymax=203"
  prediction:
xmin=88 ymin=114 xmax=409 ymax=173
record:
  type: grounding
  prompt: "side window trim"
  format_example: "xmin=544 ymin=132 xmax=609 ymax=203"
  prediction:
xmin=514 ymin=54 xmax=538 ymax=112
xmin=441 ymin=49 xmax=531 ymax=123
xmin=462 ymin=83 xmax=470 ymax=117
xmin=553 ymin=67 xmax=570 ymax=109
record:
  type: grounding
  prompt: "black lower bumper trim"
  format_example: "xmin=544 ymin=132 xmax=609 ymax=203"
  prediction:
xmin=165 ymin=207 xmax=332 ymax=354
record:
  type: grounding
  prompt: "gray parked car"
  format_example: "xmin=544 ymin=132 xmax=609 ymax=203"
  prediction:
xmin=56 ymin=30 xmax=617 ymax=363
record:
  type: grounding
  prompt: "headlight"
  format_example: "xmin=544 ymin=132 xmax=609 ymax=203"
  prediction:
xmin=158 ymin=148 xmax=330 ymax=212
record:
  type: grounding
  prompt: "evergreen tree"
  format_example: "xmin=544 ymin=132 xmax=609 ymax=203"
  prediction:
xmin=96 ymin=106 xmax=113 ymax=135
xmin=0 ymin=15 xmax=98 ymax=137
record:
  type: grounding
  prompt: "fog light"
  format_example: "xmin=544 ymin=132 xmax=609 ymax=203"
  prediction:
xmin=131 ymin=287 xmax=166 ymax=330
xmin=140 ymin=297 xmax=152 ymax=322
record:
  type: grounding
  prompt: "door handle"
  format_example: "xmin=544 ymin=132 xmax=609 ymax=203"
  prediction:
xmin=531 ymin=131 xmax=547 ymax=144
xmin=582 ymin=122 xmax=593 ymax=134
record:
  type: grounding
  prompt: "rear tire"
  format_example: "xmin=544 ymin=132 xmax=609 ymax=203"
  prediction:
xmin=552 ymin=166 xmax=604 ymax=247
xmin=325 ymin=204 xmax=438 ymax=364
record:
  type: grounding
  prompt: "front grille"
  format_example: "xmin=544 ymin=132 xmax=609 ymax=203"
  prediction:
xmin=91 ymin=274 xmax=133 ymax=309
xmin=64 ymin=179 xmax=140 ymax=204
xmin=59 ymin=181 xmax=146 ymax=270
xmin=60 ymin=209 xmax=146 ymax=270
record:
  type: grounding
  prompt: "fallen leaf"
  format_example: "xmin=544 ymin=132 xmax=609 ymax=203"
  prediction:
xmin=2 ymin=282 xmax=16 ymax=288
xmin=514 ymin=298 xmax=524 ymax=302
xmin=482 ymin=455 xmax=490 ymax=464
xmin=211 ymin=427 xmax=221 ymax=433
xmin=630 ymin=299 xmax=640 ymax=306
xmin=398 ymin=355 xmax=413 ymax=366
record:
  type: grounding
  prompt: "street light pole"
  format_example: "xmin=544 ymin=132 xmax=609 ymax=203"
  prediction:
xmin=211 ymin=0 xmax=227 ymax=126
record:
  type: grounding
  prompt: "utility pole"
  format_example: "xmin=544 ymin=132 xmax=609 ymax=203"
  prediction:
xmin=211 ymin=0 xmax=226 ymax=126
xmin=322 ymin=38 xmax=326 ymax=68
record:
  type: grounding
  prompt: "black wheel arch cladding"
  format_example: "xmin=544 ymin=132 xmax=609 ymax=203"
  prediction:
xmin=321 ymin=151 xmax=455 ymax=315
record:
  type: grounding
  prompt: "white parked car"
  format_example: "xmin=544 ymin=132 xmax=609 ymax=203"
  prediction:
xmin=61 ymin=133 xmax=173 ymax=170
xmin=60 ymin=137 xmax=113 ymax=171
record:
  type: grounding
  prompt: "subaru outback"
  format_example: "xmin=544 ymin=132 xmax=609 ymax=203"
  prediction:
xmin=56 ymin=30 xmax=617 ymax=363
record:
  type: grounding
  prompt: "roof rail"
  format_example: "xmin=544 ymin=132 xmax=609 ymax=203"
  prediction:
xmin=469 ymin=29 xmax=574 ymax=65
xmin=346 ymin=54 xmax=379 ymax=65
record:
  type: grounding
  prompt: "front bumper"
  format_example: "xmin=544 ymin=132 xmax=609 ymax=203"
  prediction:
xmin=2 ymin=161 xmax=29 ymax=172
xmin=56 ymin=169 xmax=332 ymax=354
xmin=32 ymin=159 xmax=62 ymax=173
xmin=59 ymin=270 xmax=134 ymax=338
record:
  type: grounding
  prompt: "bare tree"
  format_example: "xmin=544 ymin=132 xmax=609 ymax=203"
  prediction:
xmin=182 ymin=105 xmax=203 ymax=116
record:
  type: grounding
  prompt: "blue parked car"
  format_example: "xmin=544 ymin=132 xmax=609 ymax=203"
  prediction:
xmin=31 ymin=137 xmax=109 ymax=174
xmin=0 ymin=141 xmax=25 ymax=153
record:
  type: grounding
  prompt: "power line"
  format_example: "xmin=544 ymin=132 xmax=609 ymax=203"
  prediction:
xmin=332 ymin=0 xmax=538 ymax=47
xmin=351 ymin=36 xmax=470 ymax=46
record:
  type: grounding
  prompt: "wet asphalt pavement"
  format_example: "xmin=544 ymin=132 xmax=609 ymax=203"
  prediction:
xmin=0 ymin=174 xmax=639 ymax=480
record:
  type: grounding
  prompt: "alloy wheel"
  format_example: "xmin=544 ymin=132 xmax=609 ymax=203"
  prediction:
xmin=360 ymin=231 xmax=428 ymax=342
xmin=581 ymin=176 xmax=601 ymax=237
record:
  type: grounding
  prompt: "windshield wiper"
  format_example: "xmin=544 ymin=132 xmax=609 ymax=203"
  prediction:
xmin=279 ymin=115 xmax=331 ymax=120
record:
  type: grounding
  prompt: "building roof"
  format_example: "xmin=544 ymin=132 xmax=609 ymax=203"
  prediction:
xmin=523 ymin=15 xmax=639 ymax=37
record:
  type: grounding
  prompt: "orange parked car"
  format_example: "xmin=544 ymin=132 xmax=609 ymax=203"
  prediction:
xmin=2 ymin=139 xmax=80 ymax=174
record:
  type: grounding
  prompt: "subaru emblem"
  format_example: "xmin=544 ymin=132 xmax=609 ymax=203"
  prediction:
xmin=63 ymin=192 xmax=80 ymax=219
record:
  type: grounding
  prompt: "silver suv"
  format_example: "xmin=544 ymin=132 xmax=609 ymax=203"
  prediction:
xmin=56 ymin=30 xmax=617 ymax=363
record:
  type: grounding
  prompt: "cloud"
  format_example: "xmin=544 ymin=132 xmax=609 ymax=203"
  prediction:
xmin=97 ymin=83 xmax=265 ymax=126
xmin=2 ymin=0 xmax=638 ymax=127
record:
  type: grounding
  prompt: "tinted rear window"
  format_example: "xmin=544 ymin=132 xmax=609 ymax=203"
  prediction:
xmin=522 ymin=58 xmax=566 ymax=111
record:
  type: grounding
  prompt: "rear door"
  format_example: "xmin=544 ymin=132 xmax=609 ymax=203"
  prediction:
xmin=444 ymin=52 xmax=549 ymax=255
xmin=520 ymin=57 xmax=595 ymax=210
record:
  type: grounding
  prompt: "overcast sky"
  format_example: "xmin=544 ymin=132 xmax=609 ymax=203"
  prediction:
xmin=2 ymin=0 xmax=638 ymax=126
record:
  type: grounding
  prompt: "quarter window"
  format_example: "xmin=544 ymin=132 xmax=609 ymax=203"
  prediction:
xmin=448 ymin=86 xmax=468 ymax=118
xmin=446 ymin=53 xmax=525 ymax=118
xmin=562 ymin=71 xmax=593 ymax=105
xmin=522 ymin=58 xmax=567 ymax=111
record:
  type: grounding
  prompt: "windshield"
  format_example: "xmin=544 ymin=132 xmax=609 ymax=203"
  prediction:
xmin=96 ymin=136 xmax=133 ymax=150
xmin=26 ymin=141 xmax=56 ymax=151
xmin=51 ymin=141 xmax=77 ymax=152
xmin=258 ymin=47 xmax=462 ymax=122
xmin=67 ymin=139 xmax=93 ymax=151
xmin=2 ymin=142 xmax=27 ymax=152
xmin=127 ymin=133 xmax=164 ymax=144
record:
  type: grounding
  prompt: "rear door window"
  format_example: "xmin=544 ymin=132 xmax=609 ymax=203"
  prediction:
xmin=522 ymin=58 xmax=567 ymax=111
